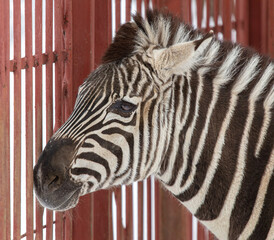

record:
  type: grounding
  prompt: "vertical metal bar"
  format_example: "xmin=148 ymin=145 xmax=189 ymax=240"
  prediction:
xmin=63 ymin=2 xmax=74 ymax=239
xmin=114 ymin=188 xmax=122 ymax=240
xmin=35 ymin=0 xmax=44 ymax=238
xmin=144 ymin=0 xmax=150 ymax=10
xmin=4 ymin=1 xmax=11 ymax=239
xmin=125 ymin=185 xmax=133 ymax=240
xmin=108 ymin=191 xmax=114 ymax=240
xmin=116 ymin=0 xmax=121 ymax=30
xmin=91 ymin=0 xmax=112 ymax=68
xmin=137 ymin=0 xmax=142 ymax=12
xmin=196 ymin=0 xmax=203 ymax=28
xmin=222 ymin=0 xmax=232 ymax=40
xmin=64 ymin=211 xmax=73 ymax=240
xmin=53 ymin=0 xmax=63 ymax=133
xmin=45 ymin=0 xmax=53 ymax=165
xmin=268 ymin=0 xmax=274 ymax=57
xmin=261 ymin=0 xmax=268 ymax=54
xmin=154 ymin=181 xmax=160 ymax=240
xmin=152 ymin=0 xmax=158 ymax=8
xmin=0 ymin=1 xmax=7 ymax=239
xmin=158 ymin=187 xmax=192 ymax=240
xmin=181 ymin=0 xmax=192 ymax=23
xmin=55 ymin=213 xmax=64 ymax=240
xmin=213 ymin=0 xmax=219 ymax=33
xmin=63 ymin=0 xmax=73 ymax=121
xmin=126 ymin=0 xmax=132 ymax=22
xmin=91 ymin=191 xmax=111 ymax=240
xmin=54 ymin=0 xmax=64 ymax=236
xmin=147 ymin=178 xmax=151 ymax=240
xmin=248 ymin=0 xmax=263 ymax=53
xmin=138 ymin=182 xmax=143 ymax=240
xmin=90 ymin=1 xmax=113 ymax=239
xmin=206 ymin=0 xmax=210 ymax=31
xmin=45 ymin=0 xmax=54 ymax=239
xmin=197 ymin=222 xmax=206 ymax=240
xmin=67 ymin=0 xmax=96 ymax=239
xmin=185 ymin=210 xmax=193 ymax=240
xmin=236 ymin=0 xmax=249 ymax=46
xmin=13 ymin=0 xmax=22 ymax=239
xmin=25 ymin=0 xmax=34 ymax=239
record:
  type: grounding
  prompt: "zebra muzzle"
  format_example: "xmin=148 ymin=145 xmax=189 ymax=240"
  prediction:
xmin=33 ymin=138 xmax=82 ymax=211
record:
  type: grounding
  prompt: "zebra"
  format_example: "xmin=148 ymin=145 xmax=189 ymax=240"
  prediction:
xmin=33 ymin=10 xmax=274 ymax=240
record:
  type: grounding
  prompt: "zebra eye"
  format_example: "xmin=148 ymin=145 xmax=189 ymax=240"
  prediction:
xmin=109 ymin=100 xmax=137 ymax=116
xmin=120 ymin=101 xmax=136 ymax=112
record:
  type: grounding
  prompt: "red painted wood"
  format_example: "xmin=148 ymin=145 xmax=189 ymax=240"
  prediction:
xmin=0 ymin=1 xmax=8 ymax=239
xmin=222 ymin=0 xmax=232 ymax=40
xmin=197 ymin=222 xmax=206 ymax=240
xmin=126 ymin=0 xmax=132 ymax=22
xmin=147 ymin=178 xmax=151 ymax=240
xmin=261 ymin=0 xmax=268 ymax=55
xmin=144 ymin=0 xmax=150 ymax=10
xmin=268 ymin=0 xmax=274 ymax=57
xmin=62 ymin=1 xmax=74 ymax=239
xmin=13 ymin=0 xmax=22 ymax=239
xmin=116 ymin=0 xmax=121 ymax=30
xmin=63 ymin=0 xmax=73 ymax=122
xmin=114 ymin=188 xmax=122 ymax=240
xmin=236 ymin=0 xmax=249 ymax=46
xmin=249 ymin=0 xmax=263 ymax=53
xmin=126 ymin=185 xmax=133 ymax=240
xmin=65 ymin=210 xmax=73 ymax=240
xmin=4 ymin=1 xmax=11 ymax=239
xmin=90 ymin=1 xmax=113 ymax=240
xmin=154 ymin=181 xmax=160 ymax=240
xmin=55 ymin=212 xmax=64 ymax=240
xmin=1 ymin=1 xmax=271 ymax=240
xmin=25 ymin=0 xmax=34 ymax=239
xmin=138 ymin=182 xmax=144 ymax=240
xmin=90 ymin=190 xmax=111 ymax=240
xmin=213 ymin=0 xmax=219 ymax=33
xmin=248 ymin=0 xmax=274 ymax=56
xmin=52 ymin=2 xmax=64 ymax=234
xmin=137 ymin=0 xmax=142 ymax=13
xmin=196 ymin=0 xmax=203 ymax=28
xmin=182 ymin=0 xmax=192 ymax=23
xmin=53 ymin=0 xmax=63 ymax=132
xmin=91 ymin=0 xmax=112 ymax=69
xmin=68 ymin=1 xmax=94 ymax=239
xmin=184 ymin=209 xmax=193 ymax=240
xmin=35 ymin=0 xmax=44 ymax=238
xmin=45 ymin=1 xmax=54 ymax=239
xmin=206 ymin=0 xmax=210 ymax=31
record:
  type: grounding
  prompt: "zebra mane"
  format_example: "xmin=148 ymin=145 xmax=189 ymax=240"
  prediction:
xmin=102 ymin=9 xmax=203 ymax=64
xmin=102 ymin=9 xmax=274 ymax=108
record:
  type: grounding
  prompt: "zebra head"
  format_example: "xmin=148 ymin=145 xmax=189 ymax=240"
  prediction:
xmin=33 ymin=11 xmax=213 ymax=211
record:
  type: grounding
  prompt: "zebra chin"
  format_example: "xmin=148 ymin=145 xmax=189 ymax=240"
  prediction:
xmin=34 ymin=183 xmax=82 ymax=211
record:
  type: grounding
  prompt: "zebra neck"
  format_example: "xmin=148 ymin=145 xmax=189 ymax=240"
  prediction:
xmin=156 ymin=69 xmax=211 ymax=200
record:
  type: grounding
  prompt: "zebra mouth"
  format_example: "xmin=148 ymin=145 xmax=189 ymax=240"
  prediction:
xmin=34 ymin=181 xmax=82 ymax=211
xmin=52 ymin=188 xmax=82 ymax=211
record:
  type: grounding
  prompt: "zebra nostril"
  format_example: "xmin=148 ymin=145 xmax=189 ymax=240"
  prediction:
xmin=47 ymin=175 xmax=61 ymax=190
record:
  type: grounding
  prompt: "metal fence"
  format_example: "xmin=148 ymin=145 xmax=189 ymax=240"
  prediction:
xmin=0 ymin=0 xmax=273 ymax=240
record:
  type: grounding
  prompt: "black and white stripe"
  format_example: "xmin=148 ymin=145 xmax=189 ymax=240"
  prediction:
xmin=37 ymin=10 xmax=273 ymax=239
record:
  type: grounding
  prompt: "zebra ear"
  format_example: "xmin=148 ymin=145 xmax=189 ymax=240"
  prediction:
xmin=152 ymin=31 xmax=214 ymax=80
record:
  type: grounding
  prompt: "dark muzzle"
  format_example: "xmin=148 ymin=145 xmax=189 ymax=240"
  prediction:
xmin=33 ymin=138 xmax=82 ymax=211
